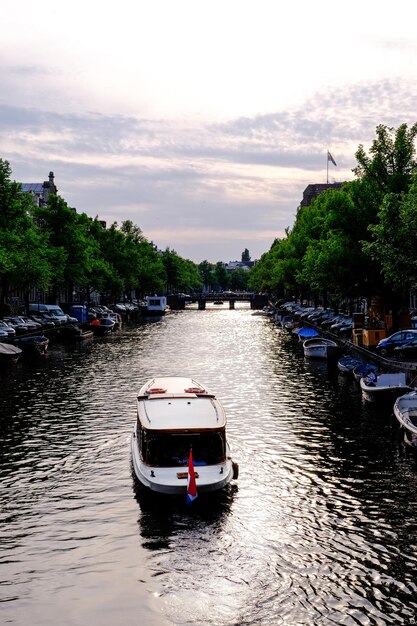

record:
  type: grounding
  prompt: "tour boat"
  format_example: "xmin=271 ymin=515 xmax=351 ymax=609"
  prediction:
xmin=303 ymin=337 xmax=339 ymax=360
xmin=393 ymin=391 xmax=417 ymax=450
xmin=131 ymin=376 xmax=238 ymax=495
xmin=360 ymin=371 xmax=413 ymax=403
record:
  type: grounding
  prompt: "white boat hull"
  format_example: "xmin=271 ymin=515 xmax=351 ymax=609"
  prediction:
xmin=360 ymin=373 xmax=412 ymax=403
xmin=303 ymin=338 xmax=339 ymax=359
xmin=394 ymin=391 xmax=417 ymax=433
xmin=131 ymin=426 xmax=235 ymax=495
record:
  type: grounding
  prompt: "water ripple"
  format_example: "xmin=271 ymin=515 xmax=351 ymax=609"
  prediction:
xmin=2 ymin=308 xmax=417 ymax=624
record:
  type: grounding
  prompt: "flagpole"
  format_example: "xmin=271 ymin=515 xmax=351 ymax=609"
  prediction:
xmin=326 ymin=151 xmax=329 ymax=184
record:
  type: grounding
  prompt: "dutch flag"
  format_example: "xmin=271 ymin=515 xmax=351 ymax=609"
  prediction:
xmin=187 ymin=449 xmax=198 ymax=505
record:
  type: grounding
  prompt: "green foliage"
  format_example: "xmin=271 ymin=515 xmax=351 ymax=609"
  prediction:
xmin=0 ymin=159 xmax=54 ymax=303
xmin=249 ymin=123 xmax=417 ymax=308
xmin=198 ymin=261 xmax=215 ymax=290
xmin=230 ymin=267 xmax=248 ymax=291
xmin=353 ymin=123 xmax=417 ymax=194
xmin=214 ymin=262 xmax=230 ymax=291
xmin=364 ymin=177 xmax=417 ymax=291
xmin=0 ymin=159 xmax=202 ymax=304
xmin=161 ymin=248 xmax=202 ymax=293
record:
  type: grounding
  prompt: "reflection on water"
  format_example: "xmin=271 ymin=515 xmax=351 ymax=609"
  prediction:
xmin=2 ymin=306 xmax=417 ymax=625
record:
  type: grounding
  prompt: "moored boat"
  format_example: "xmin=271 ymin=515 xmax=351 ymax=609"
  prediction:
xmin=141 ymin=296 xmax=167 ymax=316
xmin=58 ymin=324 xmax=94 ymax=342
xmin=393 ymin=391 xmax=417 ymax=450
xmin=303 ymin=337 xmax=339 ymax=360
xmin=99 ymin=311 xmax=122 ymax=330
xmin=131 ymin=376 xmax=238 ymax=496
xmin=360 ymin=371 xmax=413 ymax=403
xmin=352 ymin=362 xmax=379 ymax=384
xmin=297 ymin=327 xmax=319 ymax=342
xmin=14 ymin=335 xmax=49 ymax=356
xmin=337 ymin=356 xmax=363 ymax=376
xmin=0 ymin=342 xmax=22 ymax=365
xmin=88 ymin=318 xmax=115 ymax=336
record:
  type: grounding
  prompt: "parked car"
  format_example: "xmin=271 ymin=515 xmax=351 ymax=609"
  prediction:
xmin=0 ymin=320 xmax=16 ymax=337
xmin=4 ymin=316 xmax=30 ymax=334
xmin=321 ymin=314 xmax=342 ymax=330
xmin=375 ymin=329 xmax=417 ymax=357
xmin=19 ymin=315 xmax=43 ymax=331
xmin=29 ymin=314 xmax=56 ymax=329
xmin=330 ymin=316 xmax=353 ymax=335
xmin=38 ymin=312 xmax=62 ymax=326
xmin=394 ymin=339 xmax=417 ymax=360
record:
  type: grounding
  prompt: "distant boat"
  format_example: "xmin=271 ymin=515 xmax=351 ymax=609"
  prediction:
xmin=0 ymin=342 xmax=22 ymax=365
xmin=303 ymin=337 xmax=339 ymax=360
xmin=141 ymin=296 xmax=167 ymax=316
xmin=360 ymin=371 xmax=413 ymax=403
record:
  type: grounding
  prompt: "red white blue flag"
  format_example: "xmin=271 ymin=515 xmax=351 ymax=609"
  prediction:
xmin=187 ymin=449 xmax=198 ymax=505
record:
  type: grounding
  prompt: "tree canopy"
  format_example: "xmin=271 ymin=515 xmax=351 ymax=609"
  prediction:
xmin=248 ymin=123 xmax=417 ymax=312
xmin=0 ymin=159 xmax=203 ymax=306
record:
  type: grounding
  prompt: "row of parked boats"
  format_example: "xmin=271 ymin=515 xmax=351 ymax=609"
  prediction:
xmin=271 ymin=301 xmax=417 ymax=457
xmin=0 ymin=306 xmax=125 ymax=367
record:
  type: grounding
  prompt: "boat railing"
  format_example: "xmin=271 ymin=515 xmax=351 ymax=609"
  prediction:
xmin=138 ymin=392 xmax=216 ymax=400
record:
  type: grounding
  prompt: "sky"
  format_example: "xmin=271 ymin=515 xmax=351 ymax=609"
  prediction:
xmin=1 ymin=0 xmax=417 ymax=264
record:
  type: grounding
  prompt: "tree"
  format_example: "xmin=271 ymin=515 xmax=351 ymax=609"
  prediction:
xmin=0 ymin=159 xmax=53 ymax=313
xmin=353 ymin=123 xmax=417 ymax=195
xmin=230 ymin=267 xmax=248 ymax=291
xmin=161 ymin=248 xmax=201 ymax=294
xmin=198 ymin=261 xmax=215 ymax=291
xmin=363 ymin=177 xmax=417 ymax=294
xmin=241 ymin=248 xmax=251 ymax=263
xmin=213 ymin=262 xmax=230 ymax=291
xmin=34 ymin=194 xmax=95 ymax=302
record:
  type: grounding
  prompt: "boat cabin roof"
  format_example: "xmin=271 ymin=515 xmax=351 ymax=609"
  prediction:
xmin=137 ymin=376 xmax=226 ymax=431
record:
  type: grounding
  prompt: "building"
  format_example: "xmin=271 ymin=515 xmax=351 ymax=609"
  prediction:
xmin=300 ymin=182 xmax=344 ymax=207
xmin=225 ymin=261 xmax=254 ymax=271
xmin=21 ymin=171 xmax=57 ymax=206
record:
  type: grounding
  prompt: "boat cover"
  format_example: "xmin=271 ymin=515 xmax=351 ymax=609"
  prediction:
xmin=0 ymin=342 xmax=22 ymax=355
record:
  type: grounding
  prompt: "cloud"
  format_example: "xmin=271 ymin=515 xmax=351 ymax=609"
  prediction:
xmin=1 ymin=77 xmax=417 ymax=262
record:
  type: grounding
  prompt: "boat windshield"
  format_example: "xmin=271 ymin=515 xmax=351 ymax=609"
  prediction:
xmin=140 ymin=429 xmax=226 ymax=467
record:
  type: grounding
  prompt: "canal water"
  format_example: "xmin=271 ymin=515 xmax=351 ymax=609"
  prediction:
xmin=2 ymin=305 xmax=417 ymax=626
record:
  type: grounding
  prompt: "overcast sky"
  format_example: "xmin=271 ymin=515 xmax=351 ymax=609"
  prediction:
xmin=1 ymin=1 xmax=417 ymax=263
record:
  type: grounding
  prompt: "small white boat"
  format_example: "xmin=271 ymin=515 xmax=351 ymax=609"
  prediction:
xmin=393 ymin=391 xmax=417 ymax=450
xmin=131 ymin=376 xmax=238 ymax=495
xmin=102 ymin=311 xmax=122 ymax=330
xmin=360 ymin=371 xmax=413 ymax=403
xmin=303 ymin=337 xmax=339 ymax=359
